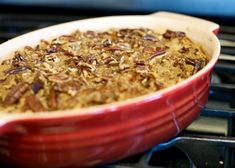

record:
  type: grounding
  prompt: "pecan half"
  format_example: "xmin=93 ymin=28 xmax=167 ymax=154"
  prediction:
xmin=0 ymin=78 xmax=6 ymax=83
xmin=25 ymin=95 xmax=45 ymax=112
xmin=48 ymin=88 xmax=57 ymax=110
xmin=4 ymin=82 xmax=28 ymax=105
xmin=4 ymin=66 xmax=32 ymax=75
xmin=143 ymin=34 xmax=156 ymax=41
xmin=103 ymin=56 xmax=116 ymax=64
xmin=54 ymin=81 xmax=80 ymax=94
xmin=148 ymin=49 xmax=166 ymax=61
xmin=48 ymin=72 xmax=70 ymax=83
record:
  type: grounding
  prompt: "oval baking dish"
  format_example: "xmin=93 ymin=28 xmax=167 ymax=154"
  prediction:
xmin=0 ymin=12 xmax=220 ymax=167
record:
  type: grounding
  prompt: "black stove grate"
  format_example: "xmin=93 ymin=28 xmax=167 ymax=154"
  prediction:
xmin=0 ymin=12 xmax=235 ymax=168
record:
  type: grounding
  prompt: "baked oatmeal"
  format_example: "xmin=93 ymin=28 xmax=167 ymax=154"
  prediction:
xmin=0 ymin=28 xmax=208 ymax=112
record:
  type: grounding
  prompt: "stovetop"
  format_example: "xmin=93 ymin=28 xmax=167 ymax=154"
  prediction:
xmin=0 ymin=11 xmax=235 ymax=168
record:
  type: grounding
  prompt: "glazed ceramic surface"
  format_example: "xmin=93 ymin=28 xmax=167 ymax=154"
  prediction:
xmin=0 ymin=12 xmax=220 ymax=168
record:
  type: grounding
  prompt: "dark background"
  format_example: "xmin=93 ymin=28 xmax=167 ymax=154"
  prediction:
xmin=0 ymin=0 xmax=235 ymax=45
xmin=1 ymin=0 xmax=235 ymax=16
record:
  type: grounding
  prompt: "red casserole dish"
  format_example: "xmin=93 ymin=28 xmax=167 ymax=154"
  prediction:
xmin=0 ymin=12 xmax=220 ymax=167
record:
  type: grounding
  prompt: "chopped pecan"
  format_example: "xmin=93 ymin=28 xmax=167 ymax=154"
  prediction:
xmin=119 ymin=56 xmax=130 ymax=70
xmin=101 ymin=75 xmax=114 ymax=81
xmin=103 ymin=39 xmax=112 ymax=47
xmin=185 ymin=58 xmax=195 ymax=66
xmin=86 ymin=55 xmax=97 ymax=64
xmin=54 ymin=81 xmax=80 ymax=94
xmin=119 ymin=64 xmax=130 ymax=70
xmin=61 ymin=35 xmax=78 ymax=42
xmin=78 ymin=62 xmax=95 ymax=72
xmin=48 ymin=72 xmax=70 ymax=83
xmin=4 ymin=66 xmax=32 ymax=75
xmin=84 ymin=31 xmax=96 ymax=38
xmin=105 ymin=47 xmax=124 ymax=52
xmin=118 ymin=43 xmax=131 ymax=50
xmin=103 ymin=56 xmax=116 ymax=64
xmin=65 ymin=58 xmax=79 ymax=68
xmin=46 ymin=45 xmax=60 ymax=54
xmin=118 ymin=29 xmax=129 ymax=37
xmin=0 ymin=78 xmax=6 ymax=83
xmin=179 ymin=47 xmax=189 ymax=53
xmin=185 ymin=58 xmax=205 ymax=74
xmin=163 ymin=30 xmax=186 ymax=39
xmin=144 ymin=47 xmax=156 ymax=53
xmin=135 ymin=60 xmax=145 ymax=66
xmin=31 ymin=80 xmax=44 ymax=94
xmin=193 ymin=59 xmax=205 ymax=74
xmin=155 ymin=80 xmax=165 ymax=89
xmin=24 ymin=46 xmax=34 ymax=50
xmin=194 ymin=48 xmax=199 ymax=54
xmin=143 ymin=34 xmax=156 ymax=41
xmin=4 ymin=82 xmax=28 ymax=105
xmin=136 ymin=65 xmax=148 ymax=73
xmin=12 ymin=52 xmax=24 ymax=67
xmin=45 ymin=54 xmax=60 ymax=63
xmin=148 ymin=49 xmax=166 ymax=61
xmin=48 ymin=88 xmax=57 ymax=110
xmin=63 ymin=49 xmax=75 ymax=56
xmin=40 ymin=39 xmax=49 ymax=45
xmin=25 ymin=95 xmax=45 ymax=112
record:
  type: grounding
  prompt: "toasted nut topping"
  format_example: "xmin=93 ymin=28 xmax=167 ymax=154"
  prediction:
xmin=0 ymin=28 xmax=208 ymax=112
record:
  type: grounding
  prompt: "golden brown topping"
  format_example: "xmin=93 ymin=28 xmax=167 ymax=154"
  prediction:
xmin=0 ymin=28 xmax=208 ymax=112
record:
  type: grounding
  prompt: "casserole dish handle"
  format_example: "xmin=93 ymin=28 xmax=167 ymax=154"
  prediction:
xmin=151 ymin=12 xmax=220 ymax=34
